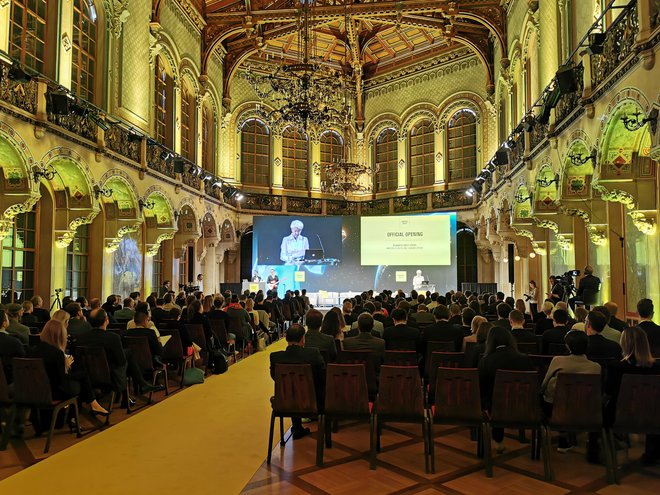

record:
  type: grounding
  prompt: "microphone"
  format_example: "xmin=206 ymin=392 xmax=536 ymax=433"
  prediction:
xmin=316 ymin=234 xmax=325 ymax=259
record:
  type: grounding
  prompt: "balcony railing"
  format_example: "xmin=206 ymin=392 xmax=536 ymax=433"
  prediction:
xmin=105 ymin=125 xmax=140 ymax=163
xmin=555 ymin=63 xmax=584 ymax=127
xmin=0 ymin=60 xmax=37 ymax=114
xmin=591 ymin=3 xmax=639 ymax=90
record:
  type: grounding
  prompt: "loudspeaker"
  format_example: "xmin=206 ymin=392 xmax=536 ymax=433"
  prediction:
xmin=508 ymin=244 xmax=515 ymax=284
xmin=495 ymin=148 xmax=508 ymax=165
xmin=556 ymin=64 xmax=578 ymax=94
xmin=173 ymin=158 xmax=185 ymax=174
xmin=586 ymin=32 xmax=606 ymax=55
xmin=187 ymin=245 xmax=195 ymax=284
xmin=49 ymin=92 xmax=71 ymax=115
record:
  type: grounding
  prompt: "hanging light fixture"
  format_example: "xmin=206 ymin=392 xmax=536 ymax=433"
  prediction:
xmin=245 ymin=0 xmax=351 ymax=130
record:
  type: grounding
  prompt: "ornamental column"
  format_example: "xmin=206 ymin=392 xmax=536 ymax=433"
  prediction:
xmin=272 ymin=132 xmax=283 ymax=189
xmin=397 ymin=132 xmax=407 ymax=191
xmin=434 ymin=123 xmax=446 ymax=185
xmin=310 ymin=135 xmax=321 ymax=192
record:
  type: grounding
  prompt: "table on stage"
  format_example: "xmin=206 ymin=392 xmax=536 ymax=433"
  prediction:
xmin=242 ymin=281 xmax=267 ymax=293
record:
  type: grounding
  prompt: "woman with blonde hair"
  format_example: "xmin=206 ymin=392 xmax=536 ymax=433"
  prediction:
xmin=463 ymin=315 xmax=487 ymax=349
xmin=51 ymin=309 xmax=70 ymax=329
xmin=202 ymin=294 xmax=214 ymax=314
xmin=29 ymin=320 xmax=108 ymax=415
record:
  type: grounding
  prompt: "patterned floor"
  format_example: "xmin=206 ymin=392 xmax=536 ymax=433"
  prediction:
xmin=242 ymin=421 xmax=660 ymax=495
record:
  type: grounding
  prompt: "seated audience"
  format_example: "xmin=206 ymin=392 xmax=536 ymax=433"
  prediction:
xmin=162 ymin=293 xmax=182 ymax=316
xmin=28 ymin=320 xmax=109 ymax=416
xmin=321 ymin=309 xmax=343 ymax=352
xmin=225 ymin=295 xmax=253 ymax=345
xmin=125 ymin=312 xmax=163 ymax=364
xmin=350 ymin=302 xmax=384 ymax=336
xmin=383 ymin=308 xmax=420 ymax=351
xmin=585 ymin=310 xmax=622 ymax=360
xmin=30 ymin=296 xmax=51 ymax=322
xmin=535 ymin=301 xmax=555 ymax=335
xmin=604 ymin=301 xmax=627 ymax=332
xmin=447 ymin=304 xmax=463 ymax=326
xmin=510 ymin=310 xmax=536 ymax=344
xmin=269 ymin=324 xmax=325 ymax=440
xmin=541 ymin=309 xmax=570 ymax=354
xmin=514 ymin=299 xmax=532 ymax=321
xmin=591 ymin=305 xmax=621 ymax=343
xmin=343 ymin=313 xmax=385 ymax=361
xmin=114 ymin=298 xmax=136 ymax=321
xmin=460 ymin=308 xmax=476 ymax=336
xmin=126 ymin=303 xmax=160 ymax=336
xmin=0 ymin=309 xmax=25 ymax=382
xmin=637 ymin=298 xmax=660 ymax=355
xmin=420 ymin=304 xmax=464 ymax=353
xmin=479 ymin=325 xmax=534 ymax=453
xmin=571 ymin=307 xmax=589 ymax=332
xmin=64 ymin=302 xmax=92 ymax=339
xmin=21 ymin=301 xmax=38 ymax=326
xmin=465 ymin=320 xmax=491 ymax=368
xmin=541 ymin=330 xmax=600 ymax=452
xmin=410 ymin=304 xmax=435 ymax=327
xmin=604 ymin=327 xmax=660 ymax=464
xmin=6 ymin=304 xmax=30 ymax=345
xmin=463 ymin=315 xmax=487 ymax=349
xmin=492 ymin=303 xmax=512 ymax=331
xmin=303 ymin=309 xmax=336 ymax=362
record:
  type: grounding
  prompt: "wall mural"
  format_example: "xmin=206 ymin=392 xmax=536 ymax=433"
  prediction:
xmin=112 ymin=233 xmax=142 ymax=296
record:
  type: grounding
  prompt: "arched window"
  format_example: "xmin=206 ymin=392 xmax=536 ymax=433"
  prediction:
xmin=320 ymin=130 xmax=343 ymax=187
xmin=241 ymin=119 xmax=270 ymax=186
xmin=447 ymin=109 xmax=477 ymax=181
xmin=202 ymin=101 xmax=215 ymax=173
xmin=9 ymin=0 xmax=52 ymax=75
xmin=180 ymin=83 xmax=195 ymax=161
xmin=152 ymin=244 xmax=163 ymax=291
xmin=154 ymin=56 xmax=174 ymax=148
xmin=71 ymin=0 xmax=97 ymax=103
xmin=282 ymin=127 xmax=308 ymax=191
xmin=409 ymin=119 xmax=435 ymax=188
xmin=375 ymin=128 xmax=398 ymax=193
xmin=66 ymin=224 xmax=88 ymax=299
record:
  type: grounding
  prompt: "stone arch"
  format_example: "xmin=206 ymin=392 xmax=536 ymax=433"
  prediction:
xmin=201 ymin=210 xmax=218 ymax=239
xmin=400 ymin=104 xmax=438 ymax=136
xmin=152 ymin=29 xmax=182 ymax=81
xmin=234 ymin=103 xmax=275 ymax=134
xmin=40 ymin=147 xmax=100 ymax=247
xmin=533 ymin=162 xmax=559 ymax=213
xmin=99 ymin=171 xmax=142 ymax=252
xmin=512 ymin=182 xmax=533 ymax=222
xmin=143 ymin=186 xmax=177 ymax=256
xmin=366 ymin=115 xmax=401 ymax=148
xmin=560 ymin=137 xmax=595 ymax=199
xmin=0 ymin=122 xmax=39 ymax=239
xmin=438 ymin=93 xmax=485 ymax=128
xmin=220 ymin=218 xmax=236 ymax=243
xmin=179 ymin=59 xmax=201 ymax=95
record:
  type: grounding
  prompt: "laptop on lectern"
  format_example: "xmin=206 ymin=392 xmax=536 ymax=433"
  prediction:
xmin=305 ymin=249 xmax=324 ymax=261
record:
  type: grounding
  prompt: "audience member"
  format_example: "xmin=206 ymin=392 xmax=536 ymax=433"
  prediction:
xmin=383 ymin=308 xmax=420 ymax=351
xmin=30 ymin=296 xmax=51 ymax=322
xmin=465 ymin=320 xmax=491 ymax=368
xmin=420 ymin=305 xmax=464 ymax=353
xmin=343 ymin=313 xmax=385 ymax=360
xmin=447 ymin=304 xmax=463 ymax=326
xmin=460 ymin=308 xmax=476 ymax=336
xmin=509 ymin=310 xmax=536 ymax=344
xmin=125 ymin=311 xmax=163 ymax=364
xmin=604 ymin=301 xmax=626 ymax=332
xmin=535 ymin=301 xmax=555 ymax=335
xmin=6 ymin=304 xmax=29 ymax=345
xmin=571 ymin=307 xmax=589 ymax=332
xmin=64 ymin=302 xmax=92 ymax=339
xmin=541 ymin=308 xmax=570 ymax=354
xmin=637 ymin=299 xmax=660 ymax=355
xmin=591 ymin=305 xmax=621 ymax=343
xmin=492 ymin=303 xmax=512 ymax=331
xmin=585 ymin=310 xmax=622 ymax=360
xmin=0 ymin=309 xmax=25 ymax=382
xmin=21 ymin=301 xmax=38 ymax=326
xmin=303 ymin=309 xmax=336 ymax=362
xmin=463 ymin=315 xmax=487 ymax=350
xmin=269 ymin=324 xmax=325 ymax=439
xmin=410 ymin=304 xmax=435 ymax=327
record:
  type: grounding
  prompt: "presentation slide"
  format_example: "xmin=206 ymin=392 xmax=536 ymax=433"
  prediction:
xmin=251 ymin=213 xmax=457 ymax=295
xmin=360 ymin=215 xmax=451 ymax=266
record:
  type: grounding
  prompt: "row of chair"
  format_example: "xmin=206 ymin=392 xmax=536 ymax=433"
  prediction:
xmin=268 ymin=362 xmax=660 ymax=484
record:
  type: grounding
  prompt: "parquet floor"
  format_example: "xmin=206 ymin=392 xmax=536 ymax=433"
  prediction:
xmin=242 ymin=421 xmax=660 ymax=495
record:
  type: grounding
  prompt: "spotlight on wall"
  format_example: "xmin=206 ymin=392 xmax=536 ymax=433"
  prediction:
xmin=585 ymin=32 xmax=606 ymax=55
xmin=48 ymin=91 xmax=72 ymax=115
xmin=8 ymin=62 xmax=32 ymax=83
xmin=173 ymin=157 xmax=185 ymax=174
xmin=211 ymin=179 xmax=224 ymax=190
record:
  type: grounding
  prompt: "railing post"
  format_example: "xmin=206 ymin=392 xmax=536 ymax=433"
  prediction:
xmin=635 ymin=0 xmax=653 ymax=44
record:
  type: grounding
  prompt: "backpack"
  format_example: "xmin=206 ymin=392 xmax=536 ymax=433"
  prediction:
xmin=209 ymin=348 xmax=229 ymax=374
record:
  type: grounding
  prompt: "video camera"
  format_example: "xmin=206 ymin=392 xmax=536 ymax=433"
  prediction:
xmin=554 ymin=270 xmax=580 ymax=298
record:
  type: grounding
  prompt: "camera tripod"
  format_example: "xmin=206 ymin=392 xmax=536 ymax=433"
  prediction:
xmin=50 ymin=291 xmax=63 ymax=311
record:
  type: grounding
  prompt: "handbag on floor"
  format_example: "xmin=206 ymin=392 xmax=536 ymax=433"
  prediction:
xmin=182 ymin=367 xmax=205 ymax=386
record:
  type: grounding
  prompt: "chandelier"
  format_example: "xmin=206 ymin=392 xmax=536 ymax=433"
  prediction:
xmin=245 ymin=0 xmax=350 ymax=130
xmin=314 ymin=128 xmax=378 ymax=199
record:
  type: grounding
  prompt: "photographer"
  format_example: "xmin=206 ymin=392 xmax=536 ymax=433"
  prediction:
xmin=546 ymin=276 xmax=565 ymax=304
xmin=569 ymin=266 xmax=601 ymax=311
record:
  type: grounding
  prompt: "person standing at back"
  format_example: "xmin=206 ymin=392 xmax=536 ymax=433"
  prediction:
xmin=636 ymin=299 xmax=660 ymax=356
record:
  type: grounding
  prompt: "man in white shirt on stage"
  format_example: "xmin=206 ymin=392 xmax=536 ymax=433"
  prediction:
xmin=280 ymin=219 xmax=309 ymax=264
xmin=412 ymin=270 xmax=425 ymax=291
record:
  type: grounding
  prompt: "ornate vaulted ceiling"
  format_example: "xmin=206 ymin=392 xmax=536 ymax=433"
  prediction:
xmin=163 ymin=0 xmax=506 ymax=114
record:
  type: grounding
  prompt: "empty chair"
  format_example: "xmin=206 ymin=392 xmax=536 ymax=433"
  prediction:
xmin=160 ymin=329 xmax=194 ymax=389
xmin=529 ymin=354 xmax=553 ymax=383
xmin=319 ymin=364 xmax=375 ymax=468
xmin=383 ymin=350 xmax=418 ymax=367
xmin=429 ymin=367 xmax=486 ymax=474
xmin=12 ymin=358 xmax=82 ymax=453
xmin=548 ymin=343 xmax=569 ymax=356
xmin=544 ymin=373 xmax=614 ymax=483
xmin=516 ymin=342 xmax=539 ymax=355
xmin=375 ymin=366 xmax=431 ymax=472
xmin=267 ymin=364 xmax=319 ymax=465
xmin=607 ymin=374 xmax=660 ymax=483
xmin=427 ymin=352 xmax=465 ymax=403
xmin=485 ymin=370 xmax=548 ymax=478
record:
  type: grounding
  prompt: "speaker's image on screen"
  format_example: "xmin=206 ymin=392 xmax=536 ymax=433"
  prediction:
xmin=253 ymin=216 xmax=343 ymax=265
xmin=360 ymin=214 xmax=452 ymax=266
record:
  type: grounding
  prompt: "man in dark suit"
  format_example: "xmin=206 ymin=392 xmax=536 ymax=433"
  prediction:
xmin=270 ymin=324 xmax=325 ymax=439
xmin=30 ymin=295 xmax=51 ymax=323
xmin=487 ymin=292 xmax=504 ymax=315
xmin=586 ymin=310 xmax=622 ymax=360
xmin=541 ymin=309 xmax=570 ymax=354
xmin=604 ymin=301 xmax=627 ymax=332
xmin=303 ymin=309 xmax=336 ymax=362
xmin=637 ymin=298 xmax=660 ymax=355
xmin=65 ymin=302 xmax=92 ymax=339
xmin=383 ymin=308 xmax=420 ymax=351
xmin=510 ymin=310 xmax=537 ymax=344
xmin=569 ymin=266 xmax=601 ymax=311
xmin=420 ymin=304 xmax=465 ymax=354
xmin=152 ymin=298 xmax=176 ymax=324
xmin=447 ymin=304 xmax=463 ymax=327
xmin=125 ymin=312 xmax=163 ymax=364
xmin=343 ymin=313 xmax=385 ymax=360
xmin=0 ymin=309 xmax=25 ymax=383
xmin=409 ymin=304 xmax=435 ymax=327
xmin=492 ymin=303 xmax=513 ymax=331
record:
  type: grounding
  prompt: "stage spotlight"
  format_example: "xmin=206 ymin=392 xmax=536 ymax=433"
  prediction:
xmin=556 ymin=64 xmax=578 ymax=93
xmin=159 ymin=149 xmax=170 ymax=161
xmin=495 ymin=148 xmax=509 ymax=165
xmin=486 ymin=162 xmax=497 ymax=173
xmin=128 ymin=132 xmax=142 ymax=143
xmin=48 ymin=91 xmax=72 ymax=115
xmin=89 ymin=113 xmax=109 ymax=131
xmin=8 ymin=62 xmax=32 ymax=83
xmin=522 ymin=115 xmax=536 ymax=132
xmin=465 ymin=188 xmax=474 ymax=197
xmin=71 ymin=103 xmax=89 ymax=117
xmin=173 ymin=157 xmax=185 ymax=174
xmin=212 ymin=180 xmax=223 ymax=190
xmin=235 ymin=192 xmax=244 ymax=201
xmin=585 ymin=32 xmax=606 ymax=55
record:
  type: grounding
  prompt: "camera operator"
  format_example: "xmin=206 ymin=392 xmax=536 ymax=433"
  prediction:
xmin=546 ymin=276 xmax=565 ymax=304
xmin=569 ymin=265 xmax=600 ymax=311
